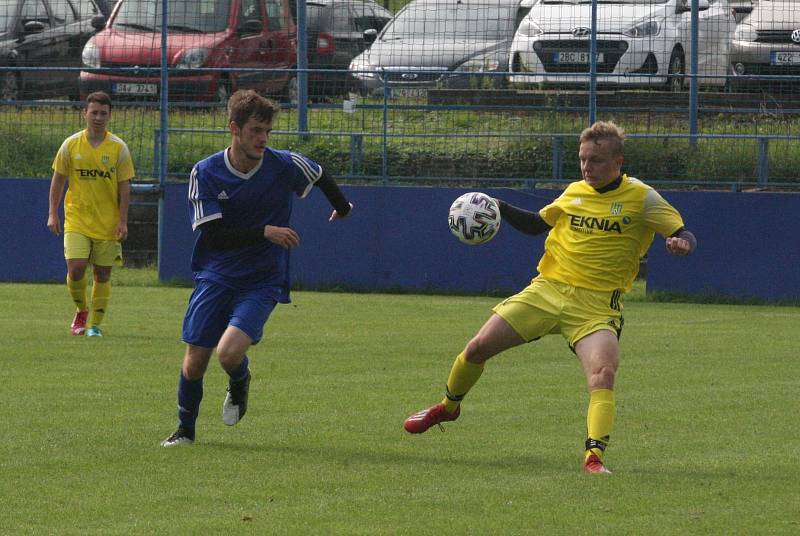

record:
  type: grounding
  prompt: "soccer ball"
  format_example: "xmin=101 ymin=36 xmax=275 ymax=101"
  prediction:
xmin=448 ymin=192 xmax=501 ymax=245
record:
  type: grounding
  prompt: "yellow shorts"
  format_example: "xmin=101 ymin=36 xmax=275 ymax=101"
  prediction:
xmin=492 ymin=276 xmax=624 ymax=349
xmin=64 ymin=232 xmax=123 ymax=267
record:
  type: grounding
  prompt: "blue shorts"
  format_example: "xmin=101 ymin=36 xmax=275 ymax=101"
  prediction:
xmin=182 ymin=279 xmax=279 ymax=348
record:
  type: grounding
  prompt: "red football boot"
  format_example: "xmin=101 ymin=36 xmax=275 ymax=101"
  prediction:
xmin=404 ymin=403 xmax=460 ymax=433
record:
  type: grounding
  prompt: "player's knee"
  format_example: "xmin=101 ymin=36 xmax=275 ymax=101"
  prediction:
xmin=590 ymin=365 xmax=616 ymax=389
xmin=463 ymin=336 xmax=490 ymax=364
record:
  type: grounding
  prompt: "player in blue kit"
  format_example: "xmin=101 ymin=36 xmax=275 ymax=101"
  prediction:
xmin=161 ymin=90 xmax=353 ymax=447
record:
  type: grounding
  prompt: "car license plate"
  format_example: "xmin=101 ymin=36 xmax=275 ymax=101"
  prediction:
xmin=391 ymin=87 xmax=427 ymax=99
xmin=114 ymin=82 xmax=158 ymax=95
xmin=771 ymin=51 xmax=800 ymax=65
xmin=554 ymin=52 xmax=604 ymax=64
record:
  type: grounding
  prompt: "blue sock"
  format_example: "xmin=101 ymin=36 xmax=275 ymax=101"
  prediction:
xmin=226 ymin=355 xmax=250 ymax=383
xmin=177 ymin=373 xmax=203 ymax=430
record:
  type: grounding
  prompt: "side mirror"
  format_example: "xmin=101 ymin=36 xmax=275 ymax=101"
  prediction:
xmin=238 ymin=19 xmax=263 ymax=35
xmin=363 ymin=28 xmax=377 ymax=44
xmin=677 ymin=0 xmax=710 ymax=13
xmin=91 ymin=15 xmax=107 ymax=31
xmin=23 ymin=20 xmax=46 ymax=34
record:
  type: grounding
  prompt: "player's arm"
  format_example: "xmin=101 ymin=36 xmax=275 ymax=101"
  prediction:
xmin=316 ymin=167 xmax=352 ymax=221
xmin=116 ymin=179 xmax=130 ymax=241
xmin=666 ymin=228 xmax=696 ymax=256
xmin=47 ymin=171 xmax=68 ymax=236
xmin=199 ymin=220 xmax=300 ymax=250
xmin=496 ymin=199 xmax=551 ymax=236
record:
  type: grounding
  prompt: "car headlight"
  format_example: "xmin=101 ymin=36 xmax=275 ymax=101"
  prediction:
xmin=517 ymin=18 xmax=544 ymax=38
xmin=622 ymin=19 xmax=661 ymax=38
xmin=456 ymin=55 xmax=502 ymax=72
xmin=82 ymin=42 xmax=100 ymax=68
xmin=175 ymin=48 xmax=209 ymax=69
xmin=349 ymin=56 xmax=377 ymax=79
xmin=733 ymin=23 xmax=757 ymax=42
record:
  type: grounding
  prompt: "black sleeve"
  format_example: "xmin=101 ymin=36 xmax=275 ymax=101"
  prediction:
xmin=316 ymin=167 xmax=351 ymax=217
xmin=670 ymin=227 xmax=697 ymax=253
xmin=497 ymin=199 xmax=551 ymax=236
xmin=199 ymin=218 xmax=265 ymax=250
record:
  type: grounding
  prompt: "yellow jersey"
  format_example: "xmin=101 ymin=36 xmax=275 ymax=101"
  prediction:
xmin=53 ymin=130 xmax=134 ymax=240
xmin=538 ymin=174 xmax=685 ymax=292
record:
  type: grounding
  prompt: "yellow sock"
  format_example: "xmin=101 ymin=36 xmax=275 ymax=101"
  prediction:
xmin=585 ymin=388 xmax=615 ymax=461
xmin=67 ymin=274 xmax=88 ymax=311
xmin=441 ymin=352 xmax=485 ymax=413
xmin=90 ymin=280 xmax=111 ymax=327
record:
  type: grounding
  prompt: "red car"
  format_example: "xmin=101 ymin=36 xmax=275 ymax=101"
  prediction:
xmin=80 ymin=0 xmax=297 ymax=103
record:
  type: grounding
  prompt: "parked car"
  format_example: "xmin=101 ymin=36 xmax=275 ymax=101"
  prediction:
xmin=508 ymin=0 xmax=736 ymax=91
xmin=349 ymin=0 xmax=533 ymax=98
xmin=304 ymin=0 xmax=391 ymax=96
xmin=1 ymin=0 xmax=105 ymax=100
xmin=729 ymin=0 xmax=800 ymax=91
xmin=79 ymin=0 xmax=297 ymax=103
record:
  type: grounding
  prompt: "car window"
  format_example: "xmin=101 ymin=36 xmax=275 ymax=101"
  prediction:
xmin=114 ymin=0 xmax=232 ymax=33
xmin=49 ymin=0 xmax=77 ymax=24
xmin=265 ymin=0 xmax=284 ymax=30
xmin=238 ymin=0 xmax=264 ymax=33
xmin=331 ymin=4 xmax=353 ymax=32
xmin=20 ymin=0 xmax=52 ymax=27
xmin=69 ymin=0 xmax=100 ymax=19
xmin=306 ymin=3 xmax=328 ymax=31
xmin=382 ymin=1 xmax=518 ymax=40
xmin=352 ymin=2 xmax=390 ymax=32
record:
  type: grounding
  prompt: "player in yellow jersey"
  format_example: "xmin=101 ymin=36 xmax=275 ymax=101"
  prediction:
xmin=47 ymin=92 xmax=135 ymax=338
xmin=404 ymin=121 xmax=696 ymax=474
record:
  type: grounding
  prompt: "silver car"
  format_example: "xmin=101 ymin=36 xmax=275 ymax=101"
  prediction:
xmin=349 ymin=0 xmax=532 ymax=97
xmin=729 ymin=0 xmax=800 ymax=90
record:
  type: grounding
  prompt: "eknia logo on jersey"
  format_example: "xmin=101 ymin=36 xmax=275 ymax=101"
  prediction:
xmin=610 ymin=202 xmax=623 ymax=215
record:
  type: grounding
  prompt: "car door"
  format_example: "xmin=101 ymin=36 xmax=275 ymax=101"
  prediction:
xmin=14 ymin=0 xmax=56 ymax=95
xmin=262 ymin=0 xmax=294 ymax=93
xmin=232 ymin=0 xmax=270 ymax=91
xmin=698 ymin=0 xmax=735 ymax=82
xmin=48 ymin=0 xmax=98 ymax=97
xmin=351 ymin=1 xmax=391 ymax=56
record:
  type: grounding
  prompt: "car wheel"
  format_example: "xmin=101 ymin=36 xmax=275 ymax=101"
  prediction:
xmin=667 ymin=50 xmax=685 ymax=93
xmin=1 ymin=71 xmax=20 ymax=101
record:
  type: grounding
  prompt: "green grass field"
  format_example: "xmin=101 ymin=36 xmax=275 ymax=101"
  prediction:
xmin=1 ymin=278 xmax=798 ymax=535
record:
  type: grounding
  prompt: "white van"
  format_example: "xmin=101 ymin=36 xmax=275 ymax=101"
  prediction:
xmin=507 ymin=0 xmax=736 ymax=90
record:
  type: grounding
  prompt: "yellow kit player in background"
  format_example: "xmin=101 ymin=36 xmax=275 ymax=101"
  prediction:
xmin=47 ymin=91 xmax=135 ymax=337
xmin=404 ymin=121 xmax=697 ymax=474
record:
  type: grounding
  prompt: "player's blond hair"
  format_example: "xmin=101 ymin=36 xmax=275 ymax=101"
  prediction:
xmin=227 ymin=89 xmax=280 ymax=127
xmin=580 ymin=121 xmax=625 ymax=157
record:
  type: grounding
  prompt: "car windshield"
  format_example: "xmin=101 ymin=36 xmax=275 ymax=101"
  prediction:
xmin=0 ymin=1 xmax=18 ymax=33
xmin=381 ymin=2 xmax=518 ymax=41
xmin=114 ymin=0 xmax=232 ymax=33
xmin=541 ymin=0 xmax=669 ymax=4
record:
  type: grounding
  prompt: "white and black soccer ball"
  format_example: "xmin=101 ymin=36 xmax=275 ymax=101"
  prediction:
xmin=448 ymin=192 xmax=501 ymax=245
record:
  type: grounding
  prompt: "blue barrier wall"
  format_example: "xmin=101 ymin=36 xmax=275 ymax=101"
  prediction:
xmin=0 ymin=179 xmax=65 ymax=282
xmin=647 ymin=191 xmax=800 ymax=301
xmin=3 ymin=179 xmax=799 ymax=301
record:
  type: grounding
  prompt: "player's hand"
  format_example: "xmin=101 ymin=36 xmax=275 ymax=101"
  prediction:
xmin=47 ymin=214 xmax=61 ymax=236
xmin=264 ymin=225 xmax=300 ymax=249
xmin=329 ymin=203 xmax=354 ymax=222
xmin=666 ymin=236 xmax=691 ymax=256
xmin=116 ymin=222 xmax=129 ymax=242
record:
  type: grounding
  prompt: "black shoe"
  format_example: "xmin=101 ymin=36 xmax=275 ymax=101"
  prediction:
xmin=222 ymin=371 xmax=251 ymax=426
xmin=161 ymin=427 xmax=195 ymax=447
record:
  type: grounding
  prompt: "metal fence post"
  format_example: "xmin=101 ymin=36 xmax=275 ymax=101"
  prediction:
xmin=350 ymin=134 xmax=363 ymax=176
xmin=552 ymin=135 xmax=563 ymax=182
xmin=758 ymin=137 xmax=769 ymax=185
xmin=297 ymin=0 xmax=308 ymax=139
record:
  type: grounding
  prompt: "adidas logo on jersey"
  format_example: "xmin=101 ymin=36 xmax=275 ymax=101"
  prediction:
xmin=571 ymin=197 xmax=582 ymax=205
xmin=217 ymin=191 xmax=229 ymax=200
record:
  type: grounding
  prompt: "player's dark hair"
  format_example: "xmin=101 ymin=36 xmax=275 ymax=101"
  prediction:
xmin=86 ymin=91 xmax=112 ymax=109
xmin=580 ymin=121 xmax=625 ymax=156
xmin=228 ymin=90 xmax=280 ymax=127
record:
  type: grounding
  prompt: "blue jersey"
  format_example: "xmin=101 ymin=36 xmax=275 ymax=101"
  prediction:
xmin=188 ymin=147 xmax=322 ymax=300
